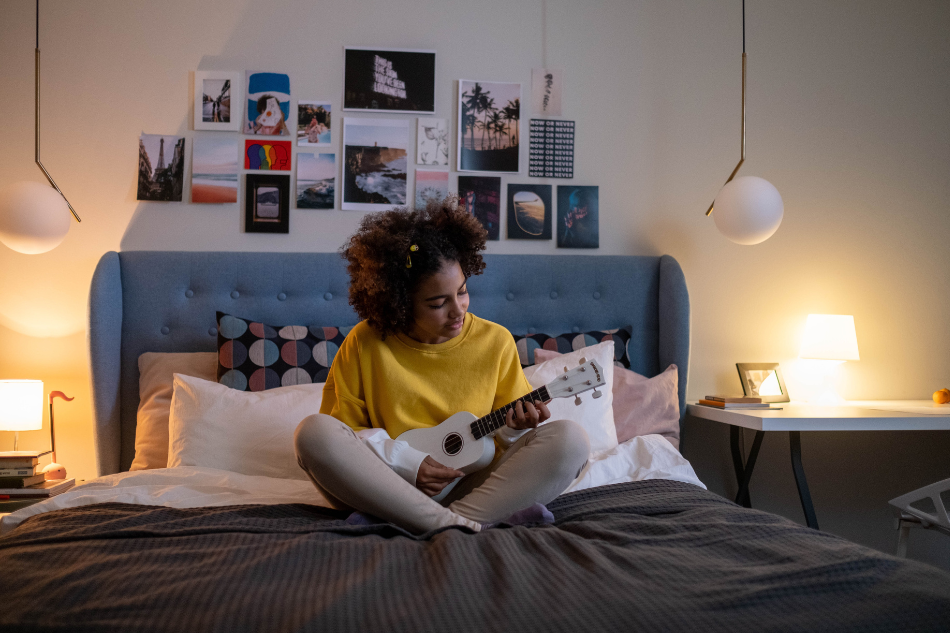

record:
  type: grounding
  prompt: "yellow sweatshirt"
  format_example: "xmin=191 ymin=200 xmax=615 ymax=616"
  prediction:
xmin=320 ymin=313 xmax=531 ymax=439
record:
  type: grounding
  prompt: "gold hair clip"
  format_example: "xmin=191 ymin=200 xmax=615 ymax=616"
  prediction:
xmin=406 ymin=244 xmax=419 ymax=268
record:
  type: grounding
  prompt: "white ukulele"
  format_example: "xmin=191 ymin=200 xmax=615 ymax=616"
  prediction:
xmin=399 ymin=357 xmax=607 ymax=501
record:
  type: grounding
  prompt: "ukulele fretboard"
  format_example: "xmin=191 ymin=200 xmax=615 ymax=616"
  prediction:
xmin=470 ymin=386 xmax=551 ymax=440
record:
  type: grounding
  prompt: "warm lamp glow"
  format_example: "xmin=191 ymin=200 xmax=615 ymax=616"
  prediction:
xmin=0 ymin=181 xmax=71 ymax=254
xmin=799 ymin=314 xmax=860 ymax=361
xmin=0 ymin=380 xmax=44 ymax=432
xmin=713 ymin=176 xmax=784 ymax=245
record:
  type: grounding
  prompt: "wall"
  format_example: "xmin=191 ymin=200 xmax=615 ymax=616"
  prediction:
xmin=1 ymin=0 xmax=948 ymax=568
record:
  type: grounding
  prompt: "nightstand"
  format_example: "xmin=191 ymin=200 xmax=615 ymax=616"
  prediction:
xmin=0 ymin=497 xmax=46 ymax=519
xmin=686 ymin=401 xmax=950 ymax=530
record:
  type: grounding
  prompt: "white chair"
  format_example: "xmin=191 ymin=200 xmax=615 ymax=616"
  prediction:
xmin=889 ymin=477 xmax=950 ymax=557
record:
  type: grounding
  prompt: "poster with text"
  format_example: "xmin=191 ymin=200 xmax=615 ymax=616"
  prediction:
xmin=342 ymin=117 xmax=409 ymax=211
xmin=344 ymin=48 xmax=436 ymax=113
xmin=557 ymin=185 xmax=598 ymax=248
xmin=458 ymin=175 xmax=501 ymax=240
xmin=507 ymin=183 xmax=551 ymax=240
xmin=531 ymin=68 xmax=563 ymax=116
xmin=458 ymin=80 xmax=520 ymax=173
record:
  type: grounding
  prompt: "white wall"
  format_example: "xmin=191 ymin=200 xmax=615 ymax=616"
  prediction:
xmin=1 ymin=0 xmax=949 ymax=568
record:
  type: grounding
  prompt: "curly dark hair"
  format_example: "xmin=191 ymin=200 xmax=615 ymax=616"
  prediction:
xmin=341 ymin=196 xmax=488 ymax=337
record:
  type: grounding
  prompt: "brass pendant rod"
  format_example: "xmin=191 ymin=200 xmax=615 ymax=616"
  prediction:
xmin=34 ymin=0 xmax=80 ymax=223
xmin=705 ymin=0 xmax=747 ymax=218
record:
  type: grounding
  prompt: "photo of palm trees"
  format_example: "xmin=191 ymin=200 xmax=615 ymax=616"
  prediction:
xmin=457 ymin=80 xmax=521 ymax=173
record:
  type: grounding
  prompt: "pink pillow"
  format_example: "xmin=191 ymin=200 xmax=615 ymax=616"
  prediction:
xmin=533 ymin=349 xmax=680 ymax=449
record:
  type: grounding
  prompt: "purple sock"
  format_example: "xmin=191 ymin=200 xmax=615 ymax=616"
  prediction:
xmin=483 ymin=503 xmax=555 ymax=529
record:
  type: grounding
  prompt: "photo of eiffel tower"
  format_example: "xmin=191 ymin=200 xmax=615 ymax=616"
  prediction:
xmin=137 ymin=134 xmax=186 ymax=201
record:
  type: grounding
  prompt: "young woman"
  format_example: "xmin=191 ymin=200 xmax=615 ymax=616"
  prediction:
xmin=294 ymin=198 xmax=589 ymax=534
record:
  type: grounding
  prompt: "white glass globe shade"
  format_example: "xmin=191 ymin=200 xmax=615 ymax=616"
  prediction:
xmin=712 ymin=175 xmax=784 ymax=245
xmin=0 ymin=180 xmax=71 ymax=254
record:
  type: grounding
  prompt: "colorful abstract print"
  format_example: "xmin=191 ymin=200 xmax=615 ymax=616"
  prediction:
xmin=216 ymin=312 xmax=351 ymax=391
xmin=513 ymin=326 xmax=633 ymax=368
xmin=244 ymin=140 xmax=292 ymax=170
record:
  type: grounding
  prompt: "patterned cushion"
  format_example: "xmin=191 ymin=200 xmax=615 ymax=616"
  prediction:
xmin=512 ymin=326 xmax=633 ymax=368
xmin=216 ymin=311 xmax=352 ymax=391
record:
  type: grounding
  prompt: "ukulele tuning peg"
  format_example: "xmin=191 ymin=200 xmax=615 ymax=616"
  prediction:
xmin=574 ymin=395 xmax=583 ymax=406
xmin=592 ymin=389 xmax=603 ymax=399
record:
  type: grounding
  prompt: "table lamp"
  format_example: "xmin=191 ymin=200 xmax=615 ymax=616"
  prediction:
xmin=798 ymin=314 xmax=860 ymax=404
xmin=0 ymin=380 xmax=69 ymax=479
xmin=0 ymin=380 xmax=44 ymax=452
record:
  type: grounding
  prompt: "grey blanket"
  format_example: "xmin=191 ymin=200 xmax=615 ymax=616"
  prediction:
xmin=1 ymin=480 xmax=949 ymax=632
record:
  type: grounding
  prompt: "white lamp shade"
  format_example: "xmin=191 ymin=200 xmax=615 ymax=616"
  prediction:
xmin=0 ymin=380 xmax=44 ymax=432
xmin=0 ymin=181 xmax=71 ymax=255
xmin=713 ymin=176 xmax=784 ymax=245
xmin=799 ymin=314 xmax=860 ymax=361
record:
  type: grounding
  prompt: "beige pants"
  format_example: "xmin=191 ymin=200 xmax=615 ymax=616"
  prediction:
xmin=294 ymin=414 xmax=589 ymax=534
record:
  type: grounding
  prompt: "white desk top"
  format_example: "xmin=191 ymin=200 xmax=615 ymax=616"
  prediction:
xmin=686 ymin=400 xmax=950 ymax=431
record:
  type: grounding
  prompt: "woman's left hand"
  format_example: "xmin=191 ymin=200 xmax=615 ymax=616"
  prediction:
xmin=505 ymin=400 xmax=551 ymax=431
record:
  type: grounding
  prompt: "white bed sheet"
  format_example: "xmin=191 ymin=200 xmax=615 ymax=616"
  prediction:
xmin=1 ymin=435 xmax=704 ymax=534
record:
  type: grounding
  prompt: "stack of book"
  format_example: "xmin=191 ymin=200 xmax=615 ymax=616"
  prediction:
xmin=698 ymin=395 xmax=778 ymax=410
xmin=0 ymin=451 xmax=75 ymax=499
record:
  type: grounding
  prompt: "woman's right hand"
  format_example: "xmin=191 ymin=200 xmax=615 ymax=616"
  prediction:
xmin=416 ymin=456 xmax=464 ymax=497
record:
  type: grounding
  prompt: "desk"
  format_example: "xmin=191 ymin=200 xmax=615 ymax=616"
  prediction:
xmin=686 ymin=401 xmax=950 ymax=530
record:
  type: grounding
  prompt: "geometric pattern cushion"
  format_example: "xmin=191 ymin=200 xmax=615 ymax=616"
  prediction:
xmin=216 ymin=311 xmax=352 ymax=391
xmin=512 ymin=325 xmax=633 ymax=369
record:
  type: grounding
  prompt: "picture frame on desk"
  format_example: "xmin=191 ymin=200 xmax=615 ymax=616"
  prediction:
xmin=736 ymin=362 xmax=790 ymax=403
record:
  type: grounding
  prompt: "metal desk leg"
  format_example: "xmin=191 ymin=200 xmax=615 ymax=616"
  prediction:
xmin=735 ymin=430 xmax=764 ymax=508
xmin=789 ymin=431 xmax=819 ymax=530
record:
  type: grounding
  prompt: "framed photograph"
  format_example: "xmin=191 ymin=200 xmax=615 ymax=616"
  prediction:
xmin=458 ymin=80 xmax=521 ymax=173
xmin=414 ymin=169 xmax=449 ymax=209
xmin=194 ymin=71 xmax=242 ymax=131
xmin=341 ymin=117 xmax=409 ymax=211
xmin=244 ymin=72 xmax=291 ymax=136
xmin=458 ymin=175 xmax=501 ymax=240
xmin=245 ymin=174 xmax=289 ymax=233
xmin=296 ymin=153 xmax=335 ymax=209
xmin=507 ymin=183 xmax=551 ymax=240
xmin=557 ymin=185 xmax=598 ymax=248
xmin=417 ymin=117 xmax=448 ymax=165
xmin=297 ymin=101 xmax=332 ymax=146
xmin=137 ymin=134 xmax=185 ymax=202
xmin=736 ymin=363 xmax=790 ymax=403
xmin=191 ymin=136 xmax=238 ymax=203
xmin=343 ymin=47 xmax=436 ymax=113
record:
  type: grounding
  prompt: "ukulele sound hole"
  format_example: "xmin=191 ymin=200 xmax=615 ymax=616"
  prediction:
xmin=443 ymin=432 xmax=463 ymax=456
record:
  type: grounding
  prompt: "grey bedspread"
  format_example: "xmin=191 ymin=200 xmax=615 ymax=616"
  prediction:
xmin=1 ymin=480 xmax=949 ymax=633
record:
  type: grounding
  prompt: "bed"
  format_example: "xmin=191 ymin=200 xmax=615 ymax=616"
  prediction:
xmin=2 ymin=250 xmax=949 ymax=632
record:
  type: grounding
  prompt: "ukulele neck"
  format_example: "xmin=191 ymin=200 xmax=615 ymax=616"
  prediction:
xmin=470 ymin=386 xmax=550 ymax=440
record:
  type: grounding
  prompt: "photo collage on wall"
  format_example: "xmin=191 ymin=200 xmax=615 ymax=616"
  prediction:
xmin=147 ymin=49 xmax=596 ymax=245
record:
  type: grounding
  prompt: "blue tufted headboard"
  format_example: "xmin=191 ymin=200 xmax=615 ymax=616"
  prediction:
xmin=88 ymin=251 xmax=690 ymax=476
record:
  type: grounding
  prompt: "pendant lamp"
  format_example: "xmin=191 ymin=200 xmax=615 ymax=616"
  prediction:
xmin=0 ymin=0 xmax=81 ymax=255
xmin=705 ymin=0 xmax=782 ymax=245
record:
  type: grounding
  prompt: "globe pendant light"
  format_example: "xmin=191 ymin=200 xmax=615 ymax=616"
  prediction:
xmin=0 ymin=0 xmax=81 ymax=255
xmin=705 ymin=0 xmax=782 ymax=245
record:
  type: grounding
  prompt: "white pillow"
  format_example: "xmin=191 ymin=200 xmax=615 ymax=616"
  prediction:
xmin=523 ymin=340 xmax=618 ymax=457
xmin=133 ymin=352 xmax=218 ymax=470
xmin=167 ymin=373 xmax=324 ymax=481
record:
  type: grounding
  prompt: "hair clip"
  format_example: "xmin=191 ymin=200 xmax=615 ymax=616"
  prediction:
xmin=406 ymin=244 xmax=419 ymax=268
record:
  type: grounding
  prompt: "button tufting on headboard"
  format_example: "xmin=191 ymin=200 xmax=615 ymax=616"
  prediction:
xmin=593 ymin=291 xmax=601 ymax=300
xmin=572 ymin=326 xmax=580 ymax=333
xmin=506 ymin=292 xmax=514 ymax=301
xmin=527 ymin=327 xmax=536 ymax=334
xmin=324 ymin=292 xmax=333 ymax=301
xmin=550 ymin=291 xmax=558 ymax=299
xmin=185 ymin=289 xmax=194 ymax=298
xmin=230 ymin=290 xmax=240 ymax=299
xmin=208 ymin=327 xmax=217 ymax=336
xmin=160 ymin=326 xmax=170 ymax=335
xmin=277 ymin=293 xmax=287 ymax=301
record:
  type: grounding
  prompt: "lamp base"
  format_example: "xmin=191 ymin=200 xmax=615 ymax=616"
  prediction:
xmin=42 ymin=462 xmax=66 ymax=480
